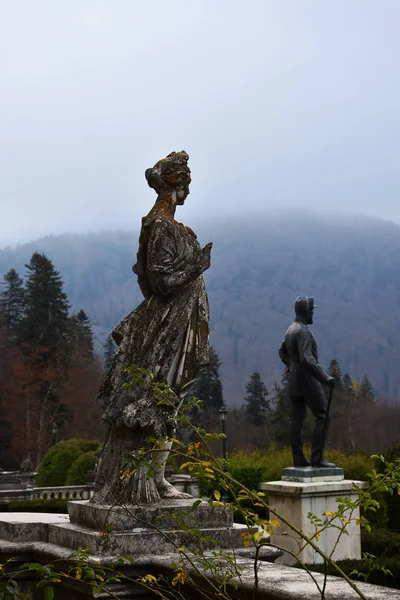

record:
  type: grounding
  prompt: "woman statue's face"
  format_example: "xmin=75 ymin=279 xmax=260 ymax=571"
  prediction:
xmin=175 ymin=178 xmax=191 ymax=205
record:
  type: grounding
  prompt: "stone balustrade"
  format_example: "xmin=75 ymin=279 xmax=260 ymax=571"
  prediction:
xmin=0 ymin=475 xmax=199 ymax=503
xmin=167 ymin=474 xmax=199 ymax=497
xmin=0 ymin=484 xmax=94 ymax=502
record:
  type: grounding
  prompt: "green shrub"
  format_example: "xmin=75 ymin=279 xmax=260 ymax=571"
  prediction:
xmin=227 ymin=447 xmax=292 ymax=488
xmin=197 ymin=448 xmax=290 ymax=498
xmin=0 ymin=499 xmax=68 ymax=513
xmin=324 ymin=450 xmax=388 ymax=528
xmin=382 ymin=442 xmax=400 ymax=463
xmin=229 ymin=447 xmax=372 ymax=488
xmin=229 ymin=465 xmax=265 ymax=493
xmin=325 ymin=450 xmax=372 ymax=481
xmin=199 ymin=447 xmax=374 ymax=498
xmin=362 ymin=528 xmax=400 ymax=558
xmin=387 ymin=496 xmax=400 ymax=531
xmin=36 ymin=438 xmax=101 ymax=487
xmin=198 ymin=458 xmax=224 ymax=498
xmin=300 ymin=556 xmax=400 ymax=590
xmin=198 ymin=446 xmax=389 ymax=528
xmin=66 ymin=450 xmax=97 ymax=486
xmin=364 ymin=490 xmax=389 ymax=529
xmin=374 ymin=442 xmax=400 ymax=531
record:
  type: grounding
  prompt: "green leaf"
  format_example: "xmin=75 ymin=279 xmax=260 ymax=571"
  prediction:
xmin=44 ymin=586 xmax=54 ymax=600
xmin=119 ymin=553 xmax=135 ymax=564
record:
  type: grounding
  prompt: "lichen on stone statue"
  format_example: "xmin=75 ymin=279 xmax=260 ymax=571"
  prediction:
xmin=92 ymin=151 xmax=212 ymax=505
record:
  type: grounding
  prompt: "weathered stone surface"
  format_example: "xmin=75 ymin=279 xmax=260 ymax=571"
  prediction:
xmin=92 ymin=151 xmax=213 ymax=505
xmin=282 ymin=466 xmax=344 ymax=483
xmin=68 ymin=499 xmax=233 ymax=531
xmin=0 ymin=518 xmax=397 ymax=599
xmin=261 ymin=479 xmax=366 ymax=497
xmin=145 ymin=554 xmax=400 ymax=600
xmin=261 ymin=480 xmax=368 ymax=565
xmin=0 ymin=510 xmax=246 ymax=557
xmin=235 ymin=546 xmax=283 ymax=562
xmin=0 ymin=512 xmax=69 ymax=543
xmin=48 ymin=521 xmax=249 ymax=556
xmin=212 ymin=557 xmax=400 ymax=600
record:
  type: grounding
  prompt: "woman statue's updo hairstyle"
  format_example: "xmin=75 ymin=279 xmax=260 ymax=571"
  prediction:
xmin=145 ymin=151 xmax=190 ymax=195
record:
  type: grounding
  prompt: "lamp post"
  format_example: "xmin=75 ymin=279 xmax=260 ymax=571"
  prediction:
xmin=219 ymin=403 xmax=230 ymax=502
xmin=52 ymin=422 xmax=58 ymax=446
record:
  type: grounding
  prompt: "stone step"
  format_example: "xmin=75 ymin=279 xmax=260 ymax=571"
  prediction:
xmin=48 ymin=520 xmax=249 ymax=556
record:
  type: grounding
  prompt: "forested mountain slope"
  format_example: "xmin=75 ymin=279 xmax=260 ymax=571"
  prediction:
xmin=2 ymin=211 xmax=400 ymax=404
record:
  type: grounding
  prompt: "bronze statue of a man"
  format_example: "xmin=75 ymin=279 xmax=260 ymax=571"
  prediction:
xmin=279 ymin=297 xmax=335 ymax=468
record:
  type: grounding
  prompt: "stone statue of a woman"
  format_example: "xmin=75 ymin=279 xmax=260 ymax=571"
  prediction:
xmin=92 ymin=151 xmax=212 ymax=505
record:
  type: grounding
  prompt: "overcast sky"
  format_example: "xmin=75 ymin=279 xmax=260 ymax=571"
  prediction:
xmin=1 ymin=1 xmax=400 ymax=246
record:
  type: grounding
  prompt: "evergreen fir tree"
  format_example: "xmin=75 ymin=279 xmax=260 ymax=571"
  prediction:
xmin=103 ymin=334 xmax=117 ymax=370
xmin=17 ymin=253 xmax=71 ymax=463
xmin=69 ymin=309 xmax=94 ymax=359
xmin=191 ymin=346 xmax=224 ymax=413
xmin=0 ymin=269 xmax=25 ymax=339
xmin=342 ymin=373 xmax=353 ymax=394
xmin=244 ymin=371 xmax=269 ymax=426
xmin=340 ymin=373 xmax=359 ymax=453
xmin=20 ymin=253 xmax=70 ymax=355
xmin=360 ymin=375 xmax=374 ymax=401
xmin=265 ymin=375 xmax=291 ymax=446
xmin=328 ymin=359 xmax=343 ymax=390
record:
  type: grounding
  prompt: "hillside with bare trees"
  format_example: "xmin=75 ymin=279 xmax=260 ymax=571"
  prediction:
xmin=1 ymin=211 xmax=400 ymax=405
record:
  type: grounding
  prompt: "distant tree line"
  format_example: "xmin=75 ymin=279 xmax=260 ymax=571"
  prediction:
xmin=1 ymin=248 xmax=397 ymax=467
xmin=0 ymin=253 xmax=106 ymax=468
xmin=188 ymin=346 xmax=399 ymax=457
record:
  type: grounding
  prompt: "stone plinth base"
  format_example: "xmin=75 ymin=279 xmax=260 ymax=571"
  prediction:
xmin=49 ymin=520 xmax=248 ymax=556
xmin=68 ymin=498 xmax=231 ymax=531
xmin=260 ymin=479 xmax=368 ymax=565
xmin=65 ymin=499 xmax=245 ymax=556
xmin=282 ymin=466 xmax=344 ymax=483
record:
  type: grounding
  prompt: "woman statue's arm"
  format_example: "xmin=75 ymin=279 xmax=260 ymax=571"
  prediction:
xmin=147 ymin=218 xmax=211 ymax=295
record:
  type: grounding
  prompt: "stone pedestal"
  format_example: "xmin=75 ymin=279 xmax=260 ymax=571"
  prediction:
xmin=282 ymin=466 xmax=344 ymax=483
xmin=260 ymin=476 xmax=368 ymax=565
xmin=65 ymin=499 xmax=247 ymax=556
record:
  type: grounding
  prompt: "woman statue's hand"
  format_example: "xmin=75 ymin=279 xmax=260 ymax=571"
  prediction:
xmin=200 ymin=242 xmax=213 ymax=272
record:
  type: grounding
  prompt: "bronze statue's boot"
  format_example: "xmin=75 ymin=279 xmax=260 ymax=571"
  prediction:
xmin=294 ymin=458 xmax=311 ymax=467
xmin=311 ymin=458 xmax=336 ymax=468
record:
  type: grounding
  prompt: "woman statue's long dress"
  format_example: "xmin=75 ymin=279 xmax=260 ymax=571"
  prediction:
xmin=92 ymin=151 xmax=212 ymax=505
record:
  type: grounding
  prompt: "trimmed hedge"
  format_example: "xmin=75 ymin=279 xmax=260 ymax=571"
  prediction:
xmin=197 ymin=446 xmax=389 ymax=527
xmin=0 ymin=499 xmax=68 ymax=513
xmin=375 ymin=442 xmax=400 ymax=531
xmin=362 ymin=528 xmax=400 ymax=558
xmin=36 ymin=438 xmax=102 ymax=487
xmin=66 ymin=450 xmax=97 ymax=486
xmin=199 ymin=447 xmax=373 ymax=498
xmin=301 ymin=557 xmax=400 ymax=590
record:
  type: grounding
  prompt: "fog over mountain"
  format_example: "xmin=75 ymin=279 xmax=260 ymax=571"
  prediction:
xmin=2 ymin=2 xmax=400 ymax=246
xmin=1 ymin=211 xmax=400 ymax=404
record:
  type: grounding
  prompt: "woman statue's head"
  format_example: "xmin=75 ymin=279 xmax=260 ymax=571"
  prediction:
xmin=145 ymin=151 xmax=191 ymax=204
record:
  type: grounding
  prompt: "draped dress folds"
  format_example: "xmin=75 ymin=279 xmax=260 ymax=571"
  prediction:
xmin=92 ymin=206 xmax=210 ymax=504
